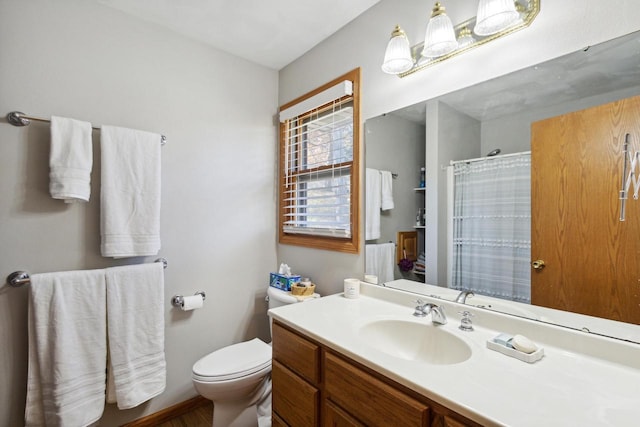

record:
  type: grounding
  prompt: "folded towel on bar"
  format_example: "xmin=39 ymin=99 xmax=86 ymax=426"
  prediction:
xmin=365 ymin=168 xmax=382 ymax=240
xmin=25 ymin=269 xmax=107 ymax=427
xmin=49 ymin=116 xmax=93 ymax=203
xmin=380 ymin=170 xmax=394 ymax=211
xmin=106 ymin=263 xmax=166 ymax=409
xmin=100 ymin=125 xmax=161 ymax=258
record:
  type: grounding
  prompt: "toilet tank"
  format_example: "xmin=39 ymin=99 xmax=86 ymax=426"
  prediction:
xmin=267 ymin=286 xmax=320 ymax=339
xmin=267 ymin=287 xmax=300 ymax=309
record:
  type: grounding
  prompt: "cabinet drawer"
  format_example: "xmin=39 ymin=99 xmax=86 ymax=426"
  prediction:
xmin=272 ymin=360 xmax=319 ymax=426
xmin=324 ymin=400 xmax=366 ymax=427
xmin=324 ymin=352 xmax=430 ymax=427
xmin=272 ymin=322 xmax=320 ymax=384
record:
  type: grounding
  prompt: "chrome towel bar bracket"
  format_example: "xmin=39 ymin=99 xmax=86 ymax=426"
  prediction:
xmin=5 ymin=257 xmax=168 ymax=287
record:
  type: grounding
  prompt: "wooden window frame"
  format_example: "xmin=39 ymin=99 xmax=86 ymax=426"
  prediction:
xmin=278 ymin=68 xmax=361 ymax=253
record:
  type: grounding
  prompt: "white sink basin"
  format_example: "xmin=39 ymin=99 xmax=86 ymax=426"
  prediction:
xmin=357 ymin=318 xmax=472 ymax=365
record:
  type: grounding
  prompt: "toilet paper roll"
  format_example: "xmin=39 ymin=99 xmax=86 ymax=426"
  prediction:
xmin=181 ymin=294 xmax=204 ymax=311
xmin=364 ymin=274 xmax=378 ymax=284
xmin=343 ymin=278 xmax=360 ymax=299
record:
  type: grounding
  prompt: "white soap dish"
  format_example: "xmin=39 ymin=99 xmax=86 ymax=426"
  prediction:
xmin=486 ymin=339 xmax=544 ymax=363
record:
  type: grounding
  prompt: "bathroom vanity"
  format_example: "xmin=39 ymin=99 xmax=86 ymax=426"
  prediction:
xmin=272 ymin=321 xmax=478 ymax=426
xmin=269 ymin=282 xmax=640 ymax=426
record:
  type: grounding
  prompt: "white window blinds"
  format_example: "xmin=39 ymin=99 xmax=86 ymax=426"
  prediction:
xmin=281 ymin=93 xmax=354 ymax=238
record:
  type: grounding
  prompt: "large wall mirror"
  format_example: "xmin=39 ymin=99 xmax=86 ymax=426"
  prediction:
xmin=365 ymin=30 xmax=640 ymax=342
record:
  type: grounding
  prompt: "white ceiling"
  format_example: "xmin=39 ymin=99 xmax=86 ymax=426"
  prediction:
xmin=97 ymin=0 xmax=381 ymax=70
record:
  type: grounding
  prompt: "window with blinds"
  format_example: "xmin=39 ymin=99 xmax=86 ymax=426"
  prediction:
xmin=278 ymin=69 xmax=360 ymax=253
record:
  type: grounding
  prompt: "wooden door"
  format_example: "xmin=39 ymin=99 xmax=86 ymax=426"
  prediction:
xmin=531 ymin=94 xmax=640 ymax=325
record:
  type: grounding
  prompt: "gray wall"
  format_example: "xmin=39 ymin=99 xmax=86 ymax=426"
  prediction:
xmin=480 ymin=85 xmax=640 ymax=155
xmin=425 ymin=102 xmax=480 ymax=285
xmin=365 ymin=113 xmax=425 ymax=280
xmin=0 ymin=0 xmax=277 ymax=425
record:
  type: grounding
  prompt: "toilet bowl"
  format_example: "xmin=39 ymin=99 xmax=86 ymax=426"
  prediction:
xmin=192 ymin=286 xmax=319 ymax=427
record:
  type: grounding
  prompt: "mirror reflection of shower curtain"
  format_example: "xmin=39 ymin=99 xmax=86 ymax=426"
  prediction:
xmin=449 ymin=153 xmax=531 ymax=303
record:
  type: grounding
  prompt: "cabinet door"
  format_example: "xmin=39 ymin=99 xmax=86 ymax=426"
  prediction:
xmin=432 ymin=413 xmax=474 ymax=427
xmin=272 ymin=360 xmax=319 ymax=426
xmin=324 ymin=352 xmax=430 ymax=427
xmin=272 ymin=411 xmax=289 ymax=427
xmin=273 ymin=322 xmax=320 ymax=384
xmin=324 ymin=400 xmax=366 ymax=427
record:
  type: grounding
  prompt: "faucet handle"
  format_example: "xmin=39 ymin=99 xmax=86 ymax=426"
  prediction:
xmin=458 ymin=310 xmax=474 ymax=332
xmin=413 ymin=299 xmax=427 ymax=317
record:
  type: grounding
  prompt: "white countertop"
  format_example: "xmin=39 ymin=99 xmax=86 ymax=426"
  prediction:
xmin=268 ymin=283 xmax=640 ymax=427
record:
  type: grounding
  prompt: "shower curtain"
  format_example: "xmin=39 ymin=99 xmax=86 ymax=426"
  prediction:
xmin=450 ymin=153 xmax=531 ymax=303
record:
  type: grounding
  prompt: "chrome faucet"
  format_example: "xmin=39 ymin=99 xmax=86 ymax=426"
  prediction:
xmin=413 ymin=300 xmax=447 ymax=325
xmin=455 ymin=290 xmax=475 ymax=304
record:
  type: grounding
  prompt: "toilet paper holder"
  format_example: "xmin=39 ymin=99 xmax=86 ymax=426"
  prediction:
xmin=171 ymin=291 xmax=206 ymax=308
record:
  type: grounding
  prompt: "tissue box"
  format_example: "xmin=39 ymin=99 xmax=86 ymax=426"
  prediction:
xmin=269 ymin=273 xmax=301 ymax=291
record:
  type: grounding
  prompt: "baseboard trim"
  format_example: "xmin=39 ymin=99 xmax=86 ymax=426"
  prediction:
xmin=121 ymin=396 xmax=209 ymax=427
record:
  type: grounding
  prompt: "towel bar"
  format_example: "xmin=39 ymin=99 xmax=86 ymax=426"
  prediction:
xmin=6 ymin=111 xmax=167 ymax=145
xmin=5 ymin=257 xmax=168 ymax=287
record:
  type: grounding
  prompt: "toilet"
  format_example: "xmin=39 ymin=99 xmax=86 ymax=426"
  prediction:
xmin=192 ymin=286 xmax=319 ymax=427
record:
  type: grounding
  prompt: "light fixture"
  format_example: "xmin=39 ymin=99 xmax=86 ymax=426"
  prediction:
xmin=382 ymin=0 xmax=540 ymax=77
xmin=474 ymin=0 xmax=520 ymax=36
xmin=457 ymin=26 xmax=476 ymax=49
xmin=422 ymin=2 xmax=458 ymax=58
xmin=381 ymin=25 xmax=413 ymax=74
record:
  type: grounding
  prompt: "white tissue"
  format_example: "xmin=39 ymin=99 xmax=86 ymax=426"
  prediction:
xmin=278 ymin=263 xmax=292 ymax=276
xmin=181 ymin=295 xmax=203 ymax=311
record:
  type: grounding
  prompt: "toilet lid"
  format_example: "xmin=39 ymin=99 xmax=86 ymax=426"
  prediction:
xmin=193 ymin=338 xmax=272 ymax=381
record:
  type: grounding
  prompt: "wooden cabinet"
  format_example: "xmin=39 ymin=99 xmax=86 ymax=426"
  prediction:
xmin=271 ymin=321 xmax=479 ymax=427
xmin=324 ymin=352 xmax=430 ymax=426
xmin=272 ymin=322 xmax=321 ymax=426
xmin=324 ymin=400 xmax=365 ymax=427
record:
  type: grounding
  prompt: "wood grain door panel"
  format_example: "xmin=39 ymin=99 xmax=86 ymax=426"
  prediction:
xmin=531 ymin=94 xmax=640 ymax=324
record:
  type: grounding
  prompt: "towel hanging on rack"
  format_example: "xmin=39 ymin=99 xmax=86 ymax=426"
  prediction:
xmin=25 ymin=269 xmax=107 ymax=427
xmin=49 ymin=116 xmax=94 ymax=203
xmin=105 ymin=263 xmax=166 ymax=409
xmin=100 ymin=125 xmax=162 ymax=258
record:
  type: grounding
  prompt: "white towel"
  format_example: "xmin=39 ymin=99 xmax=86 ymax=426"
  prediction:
xmin=365 ymin=243 xmax=396 ymax=284
xmin=25 ymin=270 xmax=107 ymax=427
xmin=49 ymin=116 xmax=93 ymax=203
xmin=365 ymin=168 xmax=381 ymax=240
xmin=380 ymin=170 xmax=394 ymax=211
xmin=106 ymin=263 xmax=166 ymax=409
xmin=100 ymin=125 xmax=161 ymax=258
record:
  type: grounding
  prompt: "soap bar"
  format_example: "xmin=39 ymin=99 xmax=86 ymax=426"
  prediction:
xmin=511 ymin=334 xmax=538 ymax=354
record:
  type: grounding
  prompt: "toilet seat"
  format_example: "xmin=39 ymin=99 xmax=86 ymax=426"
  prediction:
xmin=192 ymin=338 xmax=272 ymax=382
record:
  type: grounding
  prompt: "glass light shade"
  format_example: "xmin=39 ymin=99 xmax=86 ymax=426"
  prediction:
xmin=382 ymin=25 xmax=413 ymax=74
xmin=421 ymin=3 xmax=458 ymax=58
xmin=457 ymin=26 xmax=476 ymax=49
xmin=474 ymin=0 xmax=520 ymax=36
